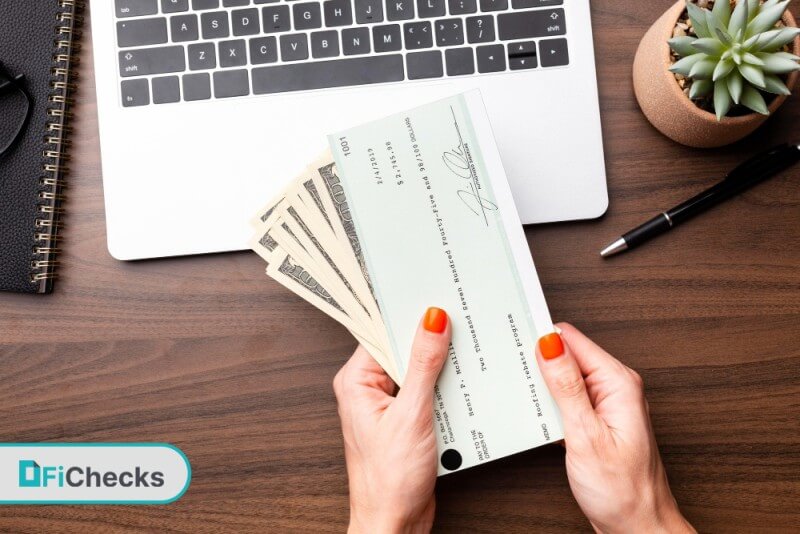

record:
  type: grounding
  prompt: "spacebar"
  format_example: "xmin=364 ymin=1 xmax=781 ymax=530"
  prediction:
xmin=252 ymin=55 xmax=405 ymax=94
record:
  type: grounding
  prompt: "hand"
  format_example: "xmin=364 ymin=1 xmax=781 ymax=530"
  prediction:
xmin=536 ymin=323 xmax=694 ymax=534
xmin=333 ymin=307 xmax=450 ymax=534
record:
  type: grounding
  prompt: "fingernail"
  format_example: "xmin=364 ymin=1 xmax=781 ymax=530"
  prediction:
xmin=538 ymin=332 xmax=564 ymax=360
xmin=423 ymin=307 xmax=448 ymax=334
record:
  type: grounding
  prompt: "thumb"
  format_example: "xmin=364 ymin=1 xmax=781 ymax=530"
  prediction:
xmin=536 ymin=330 xmax=599 ymax=442
xmin=395 ymin=307 xmax=451 ymax=414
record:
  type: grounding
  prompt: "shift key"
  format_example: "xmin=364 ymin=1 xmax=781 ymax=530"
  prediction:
xmin=497 ymin=8 xmax=565 ymax=40
xmin=119 ymin=46 xmax=186 ymax=77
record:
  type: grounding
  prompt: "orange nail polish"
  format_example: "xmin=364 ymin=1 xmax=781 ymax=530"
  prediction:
xmin=539 ymin=332 xmax=564 ymax=360
xmin=423 ymin=307 xmax=448 ymax=334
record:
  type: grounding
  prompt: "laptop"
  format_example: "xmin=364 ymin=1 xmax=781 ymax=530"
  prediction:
xmin=92 ymin=0 xmax=607 ymax=260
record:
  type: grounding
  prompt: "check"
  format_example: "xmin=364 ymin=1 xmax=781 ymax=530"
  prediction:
xmin=329 ymin=91 xmax=563 ymax=474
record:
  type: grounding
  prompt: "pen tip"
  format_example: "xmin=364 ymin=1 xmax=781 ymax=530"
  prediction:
xmin=600 ymin=238 xmax=628 ymax=258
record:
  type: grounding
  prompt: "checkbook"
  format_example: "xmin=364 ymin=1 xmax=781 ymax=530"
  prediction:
xmin=251 ymin=91 xmax=563 ymax=474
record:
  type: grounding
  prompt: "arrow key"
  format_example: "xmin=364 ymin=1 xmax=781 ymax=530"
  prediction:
xmin=539 ymin=37 xmax=568 ymax=67
xmin=508 ymin=40 xmax=537 ymax=70
xmin=476 ymin=43 xmax=505 ymax=73
xmin=435 ymin=18 xmax=464 ymax=46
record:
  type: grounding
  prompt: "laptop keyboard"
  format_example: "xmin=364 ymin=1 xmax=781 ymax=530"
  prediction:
xmin=114 ymin=0 xmax=569 ymax=107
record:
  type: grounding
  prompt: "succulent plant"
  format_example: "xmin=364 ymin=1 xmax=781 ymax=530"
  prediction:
xmin=669 ymin=0 xmax=800 ymax=120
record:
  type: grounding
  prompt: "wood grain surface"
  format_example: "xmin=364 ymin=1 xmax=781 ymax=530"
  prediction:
xmin=1 ymin=1 xmax=798 ymax=531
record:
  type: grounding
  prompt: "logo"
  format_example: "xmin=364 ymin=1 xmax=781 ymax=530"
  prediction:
xmin=0 ymin=444 xmax=189 ymax=504
xmin=18 ymin=460 xmax=164 ymax=489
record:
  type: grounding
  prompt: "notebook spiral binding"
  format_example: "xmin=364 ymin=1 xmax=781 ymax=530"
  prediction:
xmin=30 ymin=0 xmax=85 ymax=290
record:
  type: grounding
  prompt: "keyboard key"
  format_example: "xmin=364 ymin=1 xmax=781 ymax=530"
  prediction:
xmin=232 ymin=8 xmax=261 ymax=35
xmin=311 ymin=31 xmax=340 ymax=58
xmin=170 ymin=14 xmax=199 ymax=42
xmin=214 ymin=69 xmax=250 ymax=97
xmin=252 ymin=55 xmax=404 ymax=94
xmin=224 ymin=0 xmax=251 ymax=5
xmin=539 ymin=37 xmax=568 ymax=67
xmin=342 ymin=27 xmax=371 ymax=55
xmin=152 ymin=75 xmax=181 ymax=103
xmin=188 ymin=42 xmax=217 ymax=69
xmin=254 ymin=0 xmax=278 ymax=3
xmin=249 ymin=36 xmax=279 ymax=63
xmin=511 ymin=0 xmax=561 ymax=7
xmin=448 ymin=0 xmax=476 ymax=14
xmin=508 ymin=40 xmax=536 ymax=69
xmin=435 ymin=18 xmax=463 ymax=46
xmin=162 ymin=0 xmax=189 ymax=13
xmin=121 ymin=79 xmax=150 ymax=107
xmin=294 ymin=3 xmax=323 ymax=30
xmin=183 ymin=72 xmax=211 ymax=100
xmin=479 ymin=0 xmax=506 ymax=11
xmin=466 ymin=15 xmax=494 ymax=43
xmin=192 ymin=0 xmax=219 ymax=9
xmin=386 ymin=0 xmax=414 ymax=21
xmin=324 ymin=0 xmax=354 ymax=27
xmin=355 ymin=0 xmax=383 ymax=23
xmin=117 ymin=18 xmax=168 ymax=47
xmin=119 ymin=46 xmax=186 ymax=77
xmin=416 ymin=0 xmax=444 ymax=18
xmin=280 ymin=33 xmax=310 ymax=61
xmin=116 ymin=0 xmax=158 ymax=18
xmin=403 ymin=22 xmax=432 ymax=49
xmin=201 ymin=11 xmax=230 ymax=39
xmin=406 ymin=50 xmax=442 ymax=79
xmin=262 ymin=6 xmax=291 ymax=33
xmin=219 ymin=39 xmax=247 ymax=67
xmin=373 ymin=24 xmax=402 ymax=52
xmin=497 ymin=9 xmax=565 ymax=40
xmin=476 ymin=43 xmax=505 ymax=72
xmin=445 ymin=47 xmax=474 ymax=75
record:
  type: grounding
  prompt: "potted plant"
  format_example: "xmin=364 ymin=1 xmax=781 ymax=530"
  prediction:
xmin=633 ymin=0 xmax=800 ymax=148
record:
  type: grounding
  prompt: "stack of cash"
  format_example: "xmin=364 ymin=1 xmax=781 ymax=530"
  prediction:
xmin=249 ymin=153 xmax=398 ymax=382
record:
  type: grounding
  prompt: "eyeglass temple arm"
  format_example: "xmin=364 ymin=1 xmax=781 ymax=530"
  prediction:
xmin=0 ymin=73 xmax=25 ymax=95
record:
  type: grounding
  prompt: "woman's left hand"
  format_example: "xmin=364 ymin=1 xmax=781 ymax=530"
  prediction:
xmin=333 ymin=307 xmax=451 ymax=534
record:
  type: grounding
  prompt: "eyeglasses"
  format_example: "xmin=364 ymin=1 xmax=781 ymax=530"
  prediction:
xmin=0 ymin=61 xmax=33 ymax=159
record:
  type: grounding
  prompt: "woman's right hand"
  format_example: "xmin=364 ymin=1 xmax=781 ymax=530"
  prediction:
xmin=536 ymin=323 xmax=695 ymax=534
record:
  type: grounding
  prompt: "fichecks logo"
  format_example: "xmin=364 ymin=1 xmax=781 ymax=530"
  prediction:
xmin=18 ymin=460 xmax=165 ymax=488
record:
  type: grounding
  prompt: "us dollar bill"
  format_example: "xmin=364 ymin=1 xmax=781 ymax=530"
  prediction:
xmin=316 ymin=162 xmax=375 ymax=296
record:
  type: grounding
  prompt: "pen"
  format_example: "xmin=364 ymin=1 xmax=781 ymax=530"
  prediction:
xmin=600 ymin=143 xmax=800 ymax=258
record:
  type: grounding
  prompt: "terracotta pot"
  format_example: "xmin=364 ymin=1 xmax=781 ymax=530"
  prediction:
xmin=633 ymin=0 xmax=800 ymax=148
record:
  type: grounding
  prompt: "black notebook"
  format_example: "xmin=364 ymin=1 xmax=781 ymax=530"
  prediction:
xmin=0 ymin=0 xmax=83 ymax=294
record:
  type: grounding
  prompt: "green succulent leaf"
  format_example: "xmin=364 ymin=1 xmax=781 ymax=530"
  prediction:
xmin=759 ymin=27 xmax=800 ymax=52
xmin=690 ymin=58 xmax=718 ymax=79
xmin=714 ymin=80 xmax=733 ymax=120
xmin=670 ymin=53 xmax=706 ymax=75
xmin=668 ymin=36 xmax=699 ymax=57
xmin=689 ymin=79 xmax=713 ymax=98
xmin=746 ymin=0 xmax=790 ymax=38
xmin=738 ymin=62 xmax=766 ymax=87
xmin=713 ymin=57 xmax=736 ymax=80
xmin=757 ymin=52 xmax=800 ymax=73
xmin=742 ymin=52 xmax=765 ymax=65
xmin=740 ymin=84 xmax=769 ymax=114
xmin=726 ymin=70 xmax=745 ymax=103
xmin=692 ymin=37 xmax=726 ymax=56
xmin=712 ymin=0 xmax=731 ymax=26
xmin=763 ymin=73 xmax=791 ymax=95
xmin=715 ymin=27 xmax=734 ymax=46
xmin=686 ymin=1 xmax=712 ymax=38
xmin=728 ymin=0 xmax=749 ymax=37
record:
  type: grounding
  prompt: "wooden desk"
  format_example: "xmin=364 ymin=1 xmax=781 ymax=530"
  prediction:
xmin=1 ymin=1 xmax=798 ymax=531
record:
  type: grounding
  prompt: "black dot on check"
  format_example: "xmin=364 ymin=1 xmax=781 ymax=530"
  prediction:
xmin=440 ymin=449 xmax=463 ymax=471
